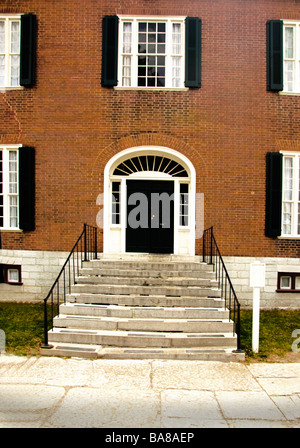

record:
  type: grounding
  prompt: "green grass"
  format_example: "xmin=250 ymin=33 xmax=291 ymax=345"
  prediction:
xmin=0 ymin=302 xmax=299 ymax=360
xmin=0 ymin=302 xmax=52 ymax=356
xmin=240 ymin=309 xmax=300 ymax=361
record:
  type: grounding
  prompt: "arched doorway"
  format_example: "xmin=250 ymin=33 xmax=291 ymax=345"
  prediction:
xmin=103 ymin=146 xmax=196 ymax=255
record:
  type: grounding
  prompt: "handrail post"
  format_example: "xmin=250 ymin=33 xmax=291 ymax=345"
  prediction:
xmin=209 ymin=227 xmax=213 ymax=265
xmin=40 ymin=298 xmax=53 ymax=349
xmin=233 ymin=303 xmax=243 ymax=353
xmin=94 ymin=226 xmax=98 ymax=259
xmin=202 ymin=229 xmax=206 ymax=262
xmin=83 ymin=223 xmax=88 ymax=261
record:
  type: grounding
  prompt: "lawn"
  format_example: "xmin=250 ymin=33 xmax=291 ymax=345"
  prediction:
xmin=0 ymin=302 xmax=51 ymax=356
xmin=0 ymin=302 xmax=300 ymax=360
xmin=240 ymin=309 xmax=300 ymax=361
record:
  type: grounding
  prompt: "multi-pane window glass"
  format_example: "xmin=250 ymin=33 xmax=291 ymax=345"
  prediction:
xmin=122 ymin=22 xmax=132 ymax=87
xmin=282 ymin=157 xmax=293 ymax=235
xmin=137 ymin=22 xmax=166 ymax=87
xmin=0 ymin=147 xmax=19 ymax=229
xmin=284 ymin=27 xmax=294 ymax=92
xmin=282 ymin=22 xmax=300 ymax=93
xmin=9 ymin=151 xmax=18 ymax=227
xmin=179 ymin=183 xmax=189 ymax=226
xmin=0 ymin=17 xmax=20 ymax=87
xmin=0 ymin=151 xmax=3 ymax=227
xmin=282 ymin=154 xmax=300 ymax=236
xmin=112 ymin=181 xmax=121 ymax=225
xmin=120 ymin=17 xmax=184 ymax=88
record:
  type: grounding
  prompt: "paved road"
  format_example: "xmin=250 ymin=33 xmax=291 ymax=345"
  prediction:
xmin=0 ymin=355 xmax=300 ymax=428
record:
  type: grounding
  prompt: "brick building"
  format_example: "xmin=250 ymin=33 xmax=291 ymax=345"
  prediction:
xmin=0 ymin=0 xmax=300 ymax=308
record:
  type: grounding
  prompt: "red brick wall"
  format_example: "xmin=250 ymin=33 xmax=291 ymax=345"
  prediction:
xmin=1 ymin=0 xmax=300 ymax=257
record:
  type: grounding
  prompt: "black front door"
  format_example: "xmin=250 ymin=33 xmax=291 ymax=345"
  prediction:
xmin=126 ymin=180 xmax=174 ymax=253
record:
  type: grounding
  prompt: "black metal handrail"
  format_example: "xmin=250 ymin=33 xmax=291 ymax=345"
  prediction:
xmin=41 ymin=223 xmax=98 ymax=349
xmin=203 ymin=227 xmax=242 ymax=352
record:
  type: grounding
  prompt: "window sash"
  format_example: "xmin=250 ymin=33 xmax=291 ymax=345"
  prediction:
xmin=282 ymin=153 xmax=300 ymax=236
xmin=0 ymin=17 xmax=20 ymax=87
xmin=283 ymin=22 xmax=300 ymax=93
xmin=179 ymin=183 xmax=189 ymax=226
xmin=0 ymin=147 xmax=19 ymax=229
xmin=119 ymin=17 xmax=185 ymax=88
xmin=112 ymin=181 xmax=121 ymax=225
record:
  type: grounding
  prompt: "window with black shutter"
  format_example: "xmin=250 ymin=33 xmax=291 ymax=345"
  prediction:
xmin=102 ymin=15 xmax=202 ymax=89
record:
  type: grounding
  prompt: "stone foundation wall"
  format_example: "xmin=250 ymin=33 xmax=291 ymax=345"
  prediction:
xmin=0 ymin=250 xmax=69 ymax=302
xmin=224 ymin=256 xmax=300 ymax=309
xmin=0 ymin=250 xmax=300 ymax=309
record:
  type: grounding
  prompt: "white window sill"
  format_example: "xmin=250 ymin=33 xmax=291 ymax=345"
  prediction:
xmin=0 ymin=86 xmax=24 ymax=92
xmin=279 ymin=91 xmax=300 ymax=96
xmin=114 ymin=86 xmax=189 ymax=92
xmin=278 ymin=235 xmax=300 ymax=239
xmin=0 ymin=228 xmax=22 ymax=233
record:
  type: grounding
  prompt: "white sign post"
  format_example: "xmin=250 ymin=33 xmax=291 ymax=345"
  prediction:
xmin=250 ymin=262 xmax=265 ymax=353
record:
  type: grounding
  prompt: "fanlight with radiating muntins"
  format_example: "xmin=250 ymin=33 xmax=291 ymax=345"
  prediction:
xmin=113 ymin=155 xmax=189 ymax=177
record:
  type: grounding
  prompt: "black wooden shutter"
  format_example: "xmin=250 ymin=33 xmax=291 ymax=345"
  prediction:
xmin=102 ymin=15 xmax=119 ymax=87
xmin=267 ymin=20 xmax=283 ymax=91
xmin=266 ymin=152 xmax=283 ymax=237
xmin=20 ymin=13 xmax=37 ymax=87
xmin=185 ymin=17 xmax=201 ymax=88
xmin=19 ymin=147 xmax=35 ymax=231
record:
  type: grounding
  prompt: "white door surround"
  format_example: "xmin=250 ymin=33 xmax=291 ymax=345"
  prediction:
xmin=103 ymin=146 xmax=196 ymax=255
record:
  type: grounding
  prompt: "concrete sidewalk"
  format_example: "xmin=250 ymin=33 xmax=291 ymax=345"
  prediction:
xmin=0 ymin=355 xmax=300 ymax=428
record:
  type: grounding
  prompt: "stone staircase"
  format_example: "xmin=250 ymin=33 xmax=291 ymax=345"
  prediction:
xmin=41 ymin=255 xmax=245 ymax=361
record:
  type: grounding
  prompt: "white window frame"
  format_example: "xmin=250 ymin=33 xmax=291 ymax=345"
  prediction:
xmin=179 ymin=182 xmax=189 ymax=227
xmin=281 ymin=151 xmax=300 ymax=237
xmin=117 ymin=16 xmax=186 ymax=89
xmin=0 ymin=145 xmax=20 ymax=230
xmin=0 ymin=15 xmax=21 ymax=89
xmin=103 ymin=146 xmax=196 ymax=255
xmin=283 ymin=21 xmax=300 ymax=94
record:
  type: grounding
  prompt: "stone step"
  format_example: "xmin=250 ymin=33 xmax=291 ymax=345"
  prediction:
xmin=41 ymin=343 xmax=245 ymax=362
xmin=53 ymin=314 xmax=234 ymax=333
xmin=41 ymin=342 xmax=100 ymax=359
xmin=99 ymin=347 xmax=245 ymax=361
xmin=42 ymin=254 xmax=243 ymax=361
xmin=68 ymin=294 xmax=224 ymax=308
xmin=83 ymin=258 xmax=212 ymax=273
xmin=75 ymin=275 xmax=218 ymax=288
xmin=48 ymin=327 xmax=237 ymax=348
xmin=80 ymin=267 xmax=215 ymax=279
xmin=68 ymin=294 xmax=225 ymax=308
xmin=71 ymin=283 xmax=222 ymax=298
xmin=60 ymin=302 xmax=229 ymax=319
